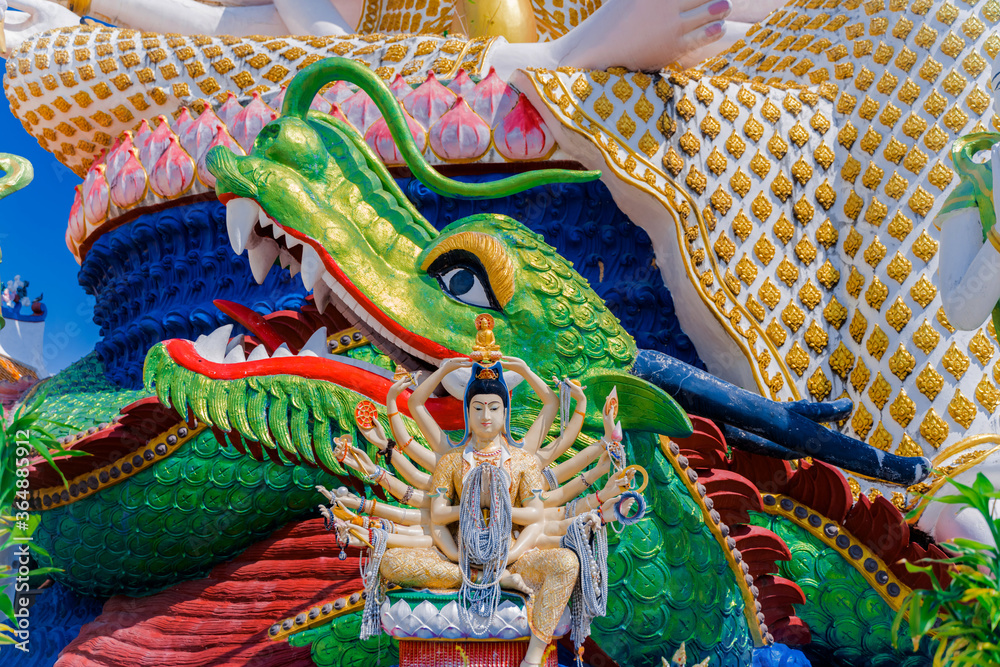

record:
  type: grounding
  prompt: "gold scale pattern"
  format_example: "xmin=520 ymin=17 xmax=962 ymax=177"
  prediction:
xmin=3 ymin=26 xmax=494 ymax=175
xmin=524 ymin=0 xmax=1000 ymax=470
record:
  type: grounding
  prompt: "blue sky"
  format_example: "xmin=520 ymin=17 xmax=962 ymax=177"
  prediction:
xmin=0 ymin=77 xmax=101 ymax=375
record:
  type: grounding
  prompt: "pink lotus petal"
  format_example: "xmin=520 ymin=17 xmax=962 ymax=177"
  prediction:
xmin=311 ymin=94 xmax=333 ymax=114
xmin=268 ymin=85 xmax=287 ymax=113
xmin=65 ymin=224 xmax=79 ymax=259
xmin=231 ymin=92 xmax=278 ymax=152
xmin=149 ymin=135 xmax=196 ymax=198
xmin=179 ymin=106 xmax=224 ymax=164
xmin=67 ymin=185 xmax=86 ymax=244
xmin=429 ymin=96 xmax=491 ymax=161
xmin=217 ymin=91 xmax=243 ymax=127
xmin=329 ymin=102 xmax=351 ymax=126
xmin=471 ymin=68 xmax=509 ymax=126
xmin=133 ymin=120 xmax=154 ymax=159
xmin=197 ymin=127 xmax=245 ymax=188
xmin=388 ymin=74 xmax=412 ymax=101
xmin=447 ymin=69 xmax=476 ymax=98
xmin=82 ymin=164 xmax=110 ymax=229
xmin=322 ymin=81 xmax=354 ymax=106
xmin=139 ymin=117 xmax=175 ymax=172
xmin=364 ymin=108 xmax=427 ymax=166
xmin=106 ymin=132 xmax=135 ymax=177
xmin=403 ymin=72 xmax=457 ymax=129
xmin=110 ymin=148 xmax=148 ymax=209
xmin=174 ymin=107 xmax=195 ymax=137
xmin=341 ymin=89 xmax=383 ymax=133
xmin=495 ymin=94 xmax=554 ymax=161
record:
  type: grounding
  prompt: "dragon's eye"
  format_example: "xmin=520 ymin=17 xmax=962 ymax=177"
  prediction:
xmin=427 ymin=250 xmax=502 ymax=311
xmin=421 ymin=232 xmax=515 ymax=311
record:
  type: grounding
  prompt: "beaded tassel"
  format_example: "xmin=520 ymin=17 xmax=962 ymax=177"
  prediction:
xmin=561 ymin=513 xmax=608 ymax=662
xmin=359 ymin=527 xmax=388 ymax=640
xmin=458 ymin=462 xmax=513 ymax=637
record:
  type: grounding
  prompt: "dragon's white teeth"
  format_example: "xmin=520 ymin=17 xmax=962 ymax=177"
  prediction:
xmin=226 ymin=198 xmax=258 ymax=254
xmin=257 ymin=207 xmax=274 ymax=231
xmin=246 ymin=236 xmax=279 ymax=284
xmin=313 ymin=281 xmax=333 ymax=314
xmin=194 ymin=324 xmax=233 ymax=363
xmin=225 ymin=334 xmax=245 ymax=355
xmin=272 ymin=343 xmax=294 ymax=358
xmin=278 ymin=248 xmax=294 ymax=269
xmin=300 ymin=327 xmax=329 ymax=358
xmin=223 ymin=345 xmax=246 ymax=364
xmin=246 ymin=345 xmax=270 ymax=362
xmin=300 ymin=245 xmax=324 ymax=290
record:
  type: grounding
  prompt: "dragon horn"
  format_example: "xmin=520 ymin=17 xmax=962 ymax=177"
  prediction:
xmin=282 ymin=57 xmax=602 ymax=200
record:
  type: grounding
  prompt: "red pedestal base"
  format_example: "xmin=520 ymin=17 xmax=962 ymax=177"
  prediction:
xmin=398 ymin=639 xmax=559 ymax=667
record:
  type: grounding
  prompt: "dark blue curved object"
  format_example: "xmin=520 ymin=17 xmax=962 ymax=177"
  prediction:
xmin=633 ymin=349 xmax=930 ymax=486
xmin=79 ymin=200 xmax=309 ymax=388
xmin=753 ymin=644 xmax=813 ymax=667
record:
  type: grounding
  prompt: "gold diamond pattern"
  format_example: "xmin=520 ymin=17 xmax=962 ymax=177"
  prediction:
xmin=852 ymin=403 xmax=874 ymax=439
xmin=912 ymin=320 xmax=940 ymax=354
xmin=852 ymin=359 xmax=872 ymax=393
xmin=782 ymin=302 xmax=806 ymax=334
xmin=910 ymin=275 xmax=937 ymax=308
xmin=868 ymin=372 xmax=892 ymax=409
xmin=886 ymin=297 xmax=913 ymax=333
xmin=969 ymin=329 xmax=995 ymax=365
xmin=808 ymin=368 xmax=833 ymax=401
xmin=889 ymin=344 xmax=916 ymax=381
xmin=786 ymin=342 xmax=810 ymax=376
xmin=759 ymin=278 xmax=781 ymax=309
xmin=920 ymin=409 xmax=949 ymax=448
xmin=829 ymin=342 xmax=855 ymax=379
xmin=942 ymin=342 xmax=970 ymax=380
xmin=512 ymin=15 xmax=1000 ymax=456
xmin=976 ymin=375 xmax=1000 ymax=412
xmin=890 ymin=389 xmax=916 ymax=428
xmin=805 ymin=320 xmax=828 ymax=352
xmin=870 ymin=422 xmax=893 ymax=451
xmin=948 ymin=390 xmax=977 ymax=429
xmin=866 ymin=277 xmax=889 ymax=311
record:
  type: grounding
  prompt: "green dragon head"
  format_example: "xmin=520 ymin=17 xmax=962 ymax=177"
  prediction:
xmin=143 ymin=58 xmax=690 ymax=469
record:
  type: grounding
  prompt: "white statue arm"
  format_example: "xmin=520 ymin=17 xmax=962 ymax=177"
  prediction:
xmin=317 ymin=485 xmax=426 ymax=524
xmin=501 ymin=356 xmax=558 ymax=454
xmin=89 ymin=0 xmax=287 ymax=36
xmin=384 ymin=378 xmax=441 ymax=473
xmin=358 ymin=417 xmax=432 ymax=490
xmin=272 ymin=0 xmax=351 ymax=35
xmin=542 ymin=453 xmax=611 ymax=507
xmin=408 ymin=358 xmax=469 ymax=455
xmin=322 ymin=512 xmax=433 ymax=549
xmin=938 ymin=205 xmax=1000 ymax=331
xmin=535 ymin=379 xmax=587 ymax=466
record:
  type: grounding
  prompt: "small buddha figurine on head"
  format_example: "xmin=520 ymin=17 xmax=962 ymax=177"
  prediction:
xmin=471 ymin=313 xmax=503 ymax=361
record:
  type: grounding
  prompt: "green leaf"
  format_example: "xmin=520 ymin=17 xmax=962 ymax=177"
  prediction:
xmin=0 ymin=592 xmax=13 ymax=625
xmin=585 ymin=371 xmax=692 ymax=437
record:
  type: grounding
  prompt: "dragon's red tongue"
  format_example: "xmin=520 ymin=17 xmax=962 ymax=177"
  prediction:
xmin=214 ymin=299 xmax=286 ymax=353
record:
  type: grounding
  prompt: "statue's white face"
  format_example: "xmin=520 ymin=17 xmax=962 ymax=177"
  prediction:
xmin=468 ymin=393 xmax=506 ymax=444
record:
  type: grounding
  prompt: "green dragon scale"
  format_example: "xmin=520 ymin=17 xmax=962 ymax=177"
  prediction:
xmin=25 ymin=60 xmax=933 ymax=666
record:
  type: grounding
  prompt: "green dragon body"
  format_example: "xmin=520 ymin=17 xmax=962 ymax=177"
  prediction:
xmin=24 ymin=62 xmax=937 ymax=667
